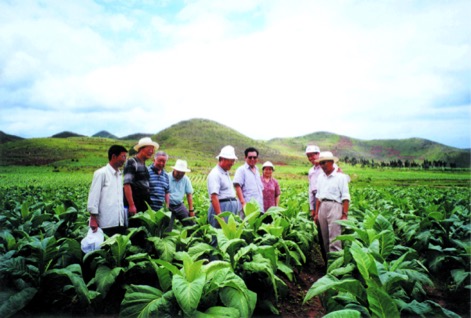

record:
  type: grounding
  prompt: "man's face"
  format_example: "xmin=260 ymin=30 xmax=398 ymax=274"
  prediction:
xmin=220 ymin=158 xmax=235 ymax=171
xmin=320 ymin=160 xmax=334 ymax=174
xmin=140 ymin=146 xmax=155 ymax=160
xmin=245 ymin=151 xmax=258 ymax=168
xmin=114 ymin=152 xmax=128 ymax=168
xmin=306 ymin=152 xmax=320 ymax=166
xmin=173 ymin=170 xmax=185 ymax=180
xmin=153 ymin=155 xmax=167 ymax=170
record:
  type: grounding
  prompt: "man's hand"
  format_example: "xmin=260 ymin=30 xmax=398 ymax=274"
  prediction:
xmin=128 ymin=204 xmax=137 ymax=216
xmin=90 ymin=215 xmax=99 ymax=232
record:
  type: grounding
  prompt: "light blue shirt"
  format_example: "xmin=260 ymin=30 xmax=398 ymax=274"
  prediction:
xmin=207 ymin=165 xmax=235 ymax=199
xmin=233 ymin=163 xmax=264 ymax=211
xmin=168 ymin=171 xmax=193 ymax=205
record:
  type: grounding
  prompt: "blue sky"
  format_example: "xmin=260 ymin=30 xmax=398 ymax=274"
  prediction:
xmin=1 ymin=0 xmax=470 ymax=149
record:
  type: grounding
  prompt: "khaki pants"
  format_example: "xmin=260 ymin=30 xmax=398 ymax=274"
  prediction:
xmin=318 ymin=201 xmax=343 ymax=256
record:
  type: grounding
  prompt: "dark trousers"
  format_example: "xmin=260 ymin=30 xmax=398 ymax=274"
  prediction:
xmin=167 ymin=203 xmax=195 ymax=231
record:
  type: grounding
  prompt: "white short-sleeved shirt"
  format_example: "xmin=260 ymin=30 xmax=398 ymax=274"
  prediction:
xmin=207 ymin=165 xmax=235 ymax=199
xmin=316 ymin=170 xmax=350 ymax=203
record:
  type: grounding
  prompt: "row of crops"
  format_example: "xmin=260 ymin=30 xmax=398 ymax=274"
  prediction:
xmin=0 ymin=183 xmax=470 ymax=317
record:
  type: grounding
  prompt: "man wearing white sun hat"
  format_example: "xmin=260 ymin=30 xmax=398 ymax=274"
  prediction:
xmin=167 ymin=159 xmax=195 ymax=231
xmin=123 ymin=137 xmax=159 ymax=215
xmin=207 ymin=145 xmax=241 ymax=229
xmin=314 ymin=151 xmax=350 ymax=264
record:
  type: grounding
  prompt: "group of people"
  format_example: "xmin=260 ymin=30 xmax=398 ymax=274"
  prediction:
xmin=87 ymin=137 xmax=195 ymax=237
xmin=207 ymin=145 xmax=281 ymax=227
xmin=87 ymin=137 xmax=350 ymax=265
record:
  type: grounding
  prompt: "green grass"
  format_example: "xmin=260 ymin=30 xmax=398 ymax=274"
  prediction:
xmin=1 ymin=162 xmax=469 ymax=190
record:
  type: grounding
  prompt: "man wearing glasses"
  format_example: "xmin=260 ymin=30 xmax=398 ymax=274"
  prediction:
xmin=233 ymin=147 xmax=264 ymax=213
xmin=314 ymin=151 xmax=350 ymax=265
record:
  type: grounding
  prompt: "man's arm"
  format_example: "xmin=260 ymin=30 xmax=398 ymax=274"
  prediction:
xmin=187 ymin=193 xmax=194 ymax=216
xmin=165 ymin=192 xmax=170 ymax=209
xmin=124 ymin=184 xmax=136 ymax=215
xmin=210 ymin=193 xmax=221 ymax=215
xmin=87 ymin=171 xmax=102 ymax=232
xmin=234 ymin=184 xmax=245 ymax=206
xmin=341 ymin=200 xmax=350 ymax=220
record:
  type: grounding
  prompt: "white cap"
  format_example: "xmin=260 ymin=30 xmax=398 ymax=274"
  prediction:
xmin=262 ymin=161 xmax=275 ymax=171
xmin=172 ymin=159 xmax=191 ymax=172
xmin=305 ymin=145 xmax=320 ymax=154
xmin=216 ymin=145 xmax=238 ymax=160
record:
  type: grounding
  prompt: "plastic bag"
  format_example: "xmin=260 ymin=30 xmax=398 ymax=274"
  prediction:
xmin=81 ymin=228 xmax=104 ymax=253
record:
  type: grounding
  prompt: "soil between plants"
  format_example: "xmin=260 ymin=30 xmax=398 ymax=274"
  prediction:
xmin=254 ymin=245 xmax=327 ymax=318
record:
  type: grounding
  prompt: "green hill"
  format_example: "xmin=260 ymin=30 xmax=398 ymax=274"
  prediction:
xmin=51 ymin=131 xmax=86 ymax=138
xmin=0 ymin=118 xmax=469 ymax=168
xmin=93 ymin=130 xmax=118 ymax=139
xmin=0 ymin=131 xmax=24 ymax=144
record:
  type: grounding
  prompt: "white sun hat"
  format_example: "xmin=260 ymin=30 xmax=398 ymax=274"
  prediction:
xmin=216 ymin=145 xmax=238 ymax=160
xmin=262 ymin=161 xmax=275 ymax=171
xmin=133 ymin=137 xmax=160 ymax=151
xmin=305 ymin=145 xmax=320 ymax=154
xmin=316 ymin=151 xmax=339 ymax=163
xmin=172 ymin=159 xmax=191 ymax=172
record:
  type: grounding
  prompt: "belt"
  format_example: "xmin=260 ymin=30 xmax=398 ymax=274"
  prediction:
xmin=219 ymin=197 xmax=237 ymax=203
xmin=169 ymin=203 xmax=182 ymax=208
xmin=322 ymin=199 xmax=339 ymax=203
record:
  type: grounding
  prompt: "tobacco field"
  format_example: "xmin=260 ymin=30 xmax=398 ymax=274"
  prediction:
xmin=0 ymin=182 xmax=470 ymax=317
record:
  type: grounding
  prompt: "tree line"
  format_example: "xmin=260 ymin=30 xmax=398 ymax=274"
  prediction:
xmin=343 ymin=157 xmax=459 ymax=169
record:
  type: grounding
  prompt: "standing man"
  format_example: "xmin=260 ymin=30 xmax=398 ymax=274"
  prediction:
xmin=167 ymin=159 xmax=195 ymax=230
xmin=314 ymin=151 xmax=350 ymax=264
xmin=88 ymin=145 xmax=128 ymax=237
xmin=233 ymin=147 xmax=264 ymax=212
xmin=207 ymin=145 xmax=240 ymax=228
xmin=148 ymin=151 xmax=170 ymax=212
xmin=306 ymin=145 xmax=321 ymax=217
xmin=123 ymin=137 xmax=159 ymax=215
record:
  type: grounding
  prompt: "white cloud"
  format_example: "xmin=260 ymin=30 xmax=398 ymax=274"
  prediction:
xmin=0 ymin=0 xmax=469 ymax=148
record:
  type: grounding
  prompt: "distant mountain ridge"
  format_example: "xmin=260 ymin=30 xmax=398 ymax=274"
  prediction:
xmin=0 ymin=131 xmax=24 ymax=144
xmin=0 ymin=119 xmax=469 ymax=167
xmin=51 ymin=131 xmax=86 ymax=138
xmin=92 ymin=130 xmax=118 ymax=139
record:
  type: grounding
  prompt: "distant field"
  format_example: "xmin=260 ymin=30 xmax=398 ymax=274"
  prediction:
xmin=0 ymin=164 xmax=469 ymax=189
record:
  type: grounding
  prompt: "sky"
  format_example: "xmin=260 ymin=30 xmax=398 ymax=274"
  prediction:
xmin=1 ymin=0 xmax=470 ymax=149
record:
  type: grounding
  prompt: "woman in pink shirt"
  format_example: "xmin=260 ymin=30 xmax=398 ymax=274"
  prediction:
xmin=260 ymin=161 xmax=281 ymax=212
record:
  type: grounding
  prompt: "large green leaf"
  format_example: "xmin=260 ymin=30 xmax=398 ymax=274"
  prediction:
xmin=173 ymin=272 xmax=206 ymax=316
xmin=350 ymin=241 xmax=377 ymax=281
xmin=120 ymin=284 xmax=170 ymax=318
xmin=303 ymin=275 xmax=365 ymax=304
xmin=323 ymin=309 xmax=361 ymax=318
xmin=46 ymin=264 xmax=91 ymax=305
xmin=95 ymin=265 xmax=124 ymax=298
xmin=0 ymin=287 xmax=37 ymax=318
xmin=194 ymin=306 xmax=240 ymax=317
xmin=220 ymin=284 xmax=257 ymax=318
xmin=148 ymin=236 xmax=176 ymax=262
xmin=366 ymin=285 xmax=400 ymax=318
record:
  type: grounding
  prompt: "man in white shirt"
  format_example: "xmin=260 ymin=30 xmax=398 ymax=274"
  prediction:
xmin=207 ymin=145 xmax=240 ymax=228
xmin=314 ymin=151 xmax=350 ymax=264
xmin=305 ymin=145 xmax=321 ymax=216
xmin=88 ymin=145 xmax=128 ymax=237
